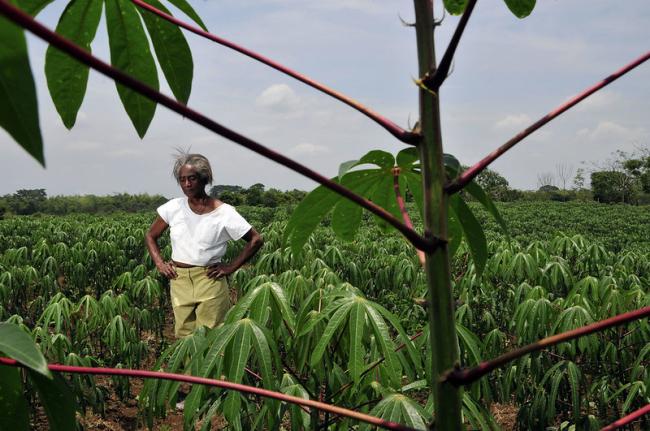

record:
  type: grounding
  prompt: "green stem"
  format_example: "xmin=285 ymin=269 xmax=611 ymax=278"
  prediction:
xmin=413 ymin=1 xmax=462 ymax=430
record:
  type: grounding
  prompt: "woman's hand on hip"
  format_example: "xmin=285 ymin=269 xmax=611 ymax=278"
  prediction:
xmin=156 ymin=261 xmax=178 ymax=279
xmin=207 ymin=262 xmax=235 ymax=279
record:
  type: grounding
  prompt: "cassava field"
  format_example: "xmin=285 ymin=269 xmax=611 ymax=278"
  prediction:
xmin=0 ymin=201 xmax=648 ymax=430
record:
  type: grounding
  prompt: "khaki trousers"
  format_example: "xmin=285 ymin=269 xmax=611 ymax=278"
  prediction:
xmin=170 ymin=266 xmax=230 ymax=338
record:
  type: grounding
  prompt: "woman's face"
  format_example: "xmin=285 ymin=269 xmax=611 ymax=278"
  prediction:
xmin=178 ymin=164 xmax=205 ymax=198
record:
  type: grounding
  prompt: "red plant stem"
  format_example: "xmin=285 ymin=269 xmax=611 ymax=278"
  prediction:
xmin=393 ymin=167 xmax=425 ymax=266
xmin=601 ymin=404 xmax=650 ymax=431
xmin=0 ymin=357 xmax=418 ymax=431
xmin=0 ymin=0 xmax=436 ymax=254
xmin=443 ymin=306 xmax=650 ymax=386
xmin=446 ymin=51 xmax=650 ymax=194
xmin=420 ymin=0 xmax=477 ymax=91
xmin=130 ymin=0 xmax=419 ymax=146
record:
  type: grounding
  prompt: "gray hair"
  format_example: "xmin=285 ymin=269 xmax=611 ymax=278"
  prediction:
xmin=172 ymin=150 xmax=213 ymax=185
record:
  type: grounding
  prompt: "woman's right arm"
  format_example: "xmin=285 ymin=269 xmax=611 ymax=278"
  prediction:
xmin=145 ymin=216 xmax=177 ymax=279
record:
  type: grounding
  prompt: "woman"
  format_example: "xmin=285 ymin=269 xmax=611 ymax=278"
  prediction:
xmin=146 ymin=152 xmax=263 ymax=338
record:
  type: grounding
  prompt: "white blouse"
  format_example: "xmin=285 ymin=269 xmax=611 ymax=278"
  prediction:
xmin=157 ymin=198 xmax=252 ymax=266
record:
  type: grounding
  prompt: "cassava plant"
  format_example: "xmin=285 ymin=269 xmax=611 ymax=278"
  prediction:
xmin=1 ymin=0 xmax=649 ymax=430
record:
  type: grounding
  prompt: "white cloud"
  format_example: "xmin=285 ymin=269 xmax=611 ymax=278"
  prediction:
xmin=64 ymin=141 xmax=102 ymax=151
xmin=494 ymin=114 xmax=532 ymax=130
xmin=255 ymin=84 xmax=300 ymax=111
xmin=288 ymin=143 xmax=329 ymax=156
xmin=578 ymin=121 xmax=647 ymax=142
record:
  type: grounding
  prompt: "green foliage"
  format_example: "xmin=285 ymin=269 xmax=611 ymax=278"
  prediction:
xmin=1 ymin=0 xmax=204 ymax=155
xmin=45 ymin=0 xmax=103 ymax=129
xmin=0 ymin=365 xmax=29 ymax=430
xmin=591 ymin=171 xmax=637 ymax=204
xmin=139 ymin=0 xmax=193 ymax=104
xmin=0 ymin=9 xmax=43 ymax=165
xmin=0 ymin=322 xmax=50 ymax=377
xmin=1 ymin=203 xmax=648 ymax=429
xmin=284 ymin=149 xmax=504 ymax=275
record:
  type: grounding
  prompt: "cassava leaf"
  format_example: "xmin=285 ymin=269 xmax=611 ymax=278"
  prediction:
xmin=348 ymin=301 xmax=366 ymax=384
xmin=449 ymin=194 xmax=487 ymax=276
xmin=0 ymin=14 xmax=43 ymax=165
xmin=45 ymin=0 xmax=103 ymax=129
xmin=222 ymin=320 xmax=253 ymax=423
xmin=284 ymin=181 xmax=340 ymax=255
xmin=396 ymin=147 xmax=419 ymax=168
xmin=331 ymin=170 xmax=377 ymax=240
xmin=16 ymin=0 xmax=52 ymax=16
xmin=0 ymin=323 xmax=50 ymax=377
xmin=365 ymin=305 xmax=400 ymax=388
xmin=357 ymin=149 xmax=395 ymax=169
xmin=310 ymin=300 xmax=354 ymax=367
xmin=464 ymin=180 xmax=508 ymax=234
xmin=139 ymin=0 xmax=193 ymax=104
xmin=165 ymin=0 xmax=208 ymax=31
xmin=28 ymin=370 xmax=77 ymax=431
xmin=442 ymin=0 xmax=469 ymax=15
xmin=0 ymin=366 xmax=29 ymax=431
xmin=105 ymin=0 xmax=159 ymax=138
xmin=338 ymin=159 xmax=359 ymax=179
xmin=503 ymin=0 xmax=536 ymax=18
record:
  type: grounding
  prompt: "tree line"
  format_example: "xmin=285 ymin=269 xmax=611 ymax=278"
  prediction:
xmin=1 ymin=153 xmax=648 ymax=219
xmin=0 ymin=184 xmax=307 ymax=217
xmin=474 ymin=148 xmax=650 ymax=204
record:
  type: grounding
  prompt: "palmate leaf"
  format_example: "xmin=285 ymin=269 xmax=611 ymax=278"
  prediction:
xmin=0 ymin=11 xmax=43 ymax=165
xmin=360 ymin=393 xmax=427 ymax=431
xmin=285 ymin=149 xmax=502 ymax=277
xmin=139 ymin=0 xmax=193 ymax=104
xmin=45 ymin=0 xmax=103 ymax=129
xmin=105 ymin=0 xmax=159 ymax=138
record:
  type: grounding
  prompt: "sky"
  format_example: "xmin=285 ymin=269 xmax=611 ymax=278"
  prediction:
xmin=1 ymin=0 xmax=648 ymax=198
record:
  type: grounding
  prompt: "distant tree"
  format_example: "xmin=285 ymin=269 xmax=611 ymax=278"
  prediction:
xmin=591 ymin=171 xmax=637 ymax=204
xmin=555 ymin=163 xmax=573 ymax=190
xmin=572 ymin=168 xmax=586 ymax=190
xmin=474 ymin=168 xmax=512 ymax=201
xmin=209 ymin=184 xmax=244 ymax=198
xmin=537 ymin=172 xmax=555 ymax=189
xmin=245 ymin=183 xmax=265 ymax=206
xmin=9 ymin=188 xmax=47 ymax=214
xmin=538 ymin=184 xmax=559 ymax=193
xmin=219 ymin=190 xmax=244 ymax=206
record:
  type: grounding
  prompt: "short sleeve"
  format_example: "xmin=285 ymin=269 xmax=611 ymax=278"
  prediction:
xmin=157 ymin=199 xmax=177 ymax=224
xmin=224 ymin=206 xmax=252 ymax=241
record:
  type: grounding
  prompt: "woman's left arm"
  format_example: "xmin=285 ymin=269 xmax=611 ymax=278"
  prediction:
xmin=207 ymin=228 xmax=264 ymax=279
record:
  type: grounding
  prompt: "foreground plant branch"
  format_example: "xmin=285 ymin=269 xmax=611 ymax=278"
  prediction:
xmin=0 ymin=0 xmax=438 ymax=253
xmin=419 ymin=0 xmax=477 ymax=91
xmin=443 ymin=306 xmax=650 ymax=386
xmin=393 ymin=167 xmax=425 ymax=266
xmin=0 ymin=357 xmax=418 ymax=431
xmin=601 ymin=403 xmax=650 ymax=431
xmin=130 ymin=0 xmax=419 ymax=145
xmin=446 ymin=51 xmax=650 ymax=194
